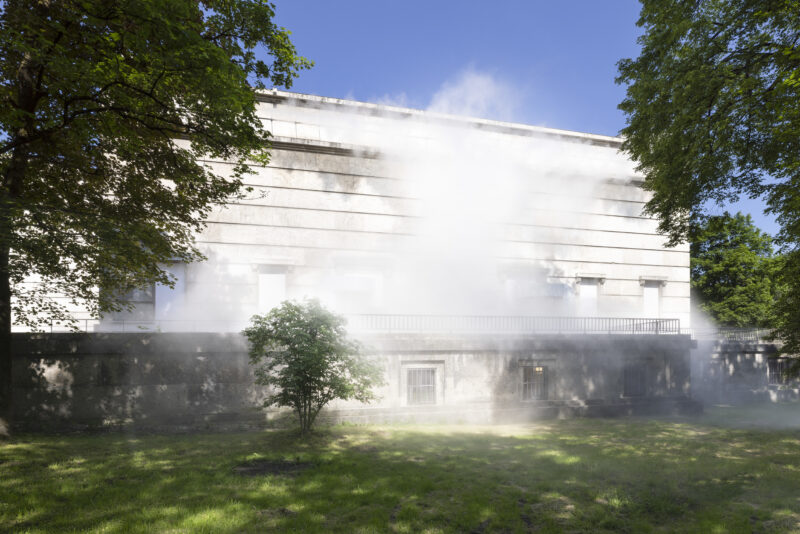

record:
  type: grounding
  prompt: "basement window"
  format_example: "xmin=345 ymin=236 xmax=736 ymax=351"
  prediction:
xmin=522 ymin=365 xmax=548 ymax=401
xmin=407 ymin=368 xmax=436 ymax=405
xmin=768 ymin=358 xmax=794 ymax=385
xmin=623 ymin=361 xmax=647 ymax=397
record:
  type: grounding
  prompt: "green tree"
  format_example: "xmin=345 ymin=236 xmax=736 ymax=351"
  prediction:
xmin=617 ymin=1 xmax=800 ymax=357
xmin=691 ymin=212 xmax=782 ymax=327
xmin=243 ymin=300 xmax=384 ymax=435
xmin=0 ymin=0 xmax=311 ymax=434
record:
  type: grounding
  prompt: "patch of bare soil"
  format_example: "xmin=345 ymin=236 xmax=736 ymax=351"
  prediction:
xmin=233 ymin=459 xmax=313 ymax=477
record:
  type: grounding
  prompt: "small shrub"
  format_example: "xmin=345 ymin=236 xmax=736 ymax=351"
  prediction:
xmin=243 ymin=299 xmax=384 ymax=434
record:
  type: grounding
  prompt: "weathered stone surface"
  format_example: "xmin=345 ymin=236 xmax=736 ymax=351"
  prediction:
xmin=692 ymin=338 xmax=798 ymax=404
xmin=11 ymin=332 xmax=698 ymax=432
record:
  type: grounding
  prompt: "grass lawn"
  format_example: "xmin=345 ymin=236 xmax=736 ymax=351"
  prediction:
xmin=2 ymin=405 xmax=800 ymax=533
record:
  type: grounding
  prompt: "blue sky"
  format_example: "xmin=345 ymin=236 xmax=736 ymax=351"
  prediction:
xmin=272 ymin=0 xmax=779 ymax=237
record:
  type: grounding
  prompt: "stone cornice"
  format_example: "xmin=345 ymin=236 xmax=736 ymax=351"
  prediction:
xmin=266 ymin=136 xmax=645 ymax=188
xmin=257 ymin=90 xmax=624 ymax=149
xmin=269 ymin=137 xmax=380 ymax=159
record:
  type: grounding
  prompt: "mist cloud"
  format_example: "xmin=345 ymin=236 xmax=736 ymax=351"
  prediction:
xmin=427 ymin=67 xmax=521 ymax=122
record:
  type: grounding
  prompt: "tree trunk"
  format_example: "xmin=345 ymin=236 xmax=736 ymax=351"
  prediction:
xmin=303 ymin=398 xmax=310 ymax=434
xmin=308 ymin=404 xmax=321 ymax=431
xmin=0 ymin=149 xmax=24 ymax=438
xmin=0 ymin=145 xmax=31 ymax=438
xmin=0 ymin=240 xmax=11 ymax=437
xmin=0 ymin=38 xmax=41 ymax=436
xmin=297 ymin=398 xmax=309 ymax=435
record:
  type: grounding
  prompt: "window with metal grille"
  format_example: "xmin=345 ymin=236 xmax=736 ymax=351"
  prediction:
xmin=623 ymin=362 xmax=646 ymax=397
xmin=407 ymin=368 xmax=436 ymax=405
xmin=522 ymin=365 xmax=548 ymax=400
xmin=768 ymin=358 xmax=793 ymax=385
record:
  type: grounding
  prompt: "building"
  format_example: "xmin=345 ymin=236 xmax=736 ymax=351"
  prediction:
xmin=12 ymin=92 xmax=698 ymax=428
xmin=691 ymin=329 xmax=799 ymax=405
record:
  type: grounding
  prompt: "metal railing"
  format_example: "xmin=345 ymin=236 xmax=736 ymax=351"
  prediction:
xmin=686 ymin=327 xmax=774 ymax=343
xmin=27 ymin=319 xmax=249 ymax=334
xmin=28 ymin=315 xmax=683 ymax=335
xmin=345 ymin=315 xmax=681 ymax=335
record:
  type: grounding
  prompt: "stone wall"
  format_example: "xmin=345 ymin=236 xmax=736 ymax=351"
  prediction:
xmin=12 ymin=332 xmax=698 ymax=431
xmin=691 ymin=339 xmax=799 ymax=404
xmin=11 ymin=333 xmax=263 ymax=432
xmin=330 ymin=333 xmax=698 ymax=424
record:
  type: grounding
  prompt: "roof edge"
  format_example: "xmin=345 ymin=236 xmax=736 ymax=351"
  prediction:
xmin=256 ymin=90 xmax=624 ymax=149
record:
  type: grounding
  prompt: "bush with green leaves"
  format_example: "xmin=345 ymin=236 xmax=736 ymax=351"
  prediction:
xmin=243 ymin=299 xmax=383 ymax=434
xmin=691 ymin=212 xmax=783 ymax=328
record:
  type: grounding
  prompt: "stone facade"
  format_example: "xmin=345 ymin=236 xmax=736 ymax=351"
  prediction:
xmin=23 ymin=90 xmax=690 ymax=333
xmin=692 ymin=336 xmax=799 ymax=404
xmin=11 ymin=92 xmax=699 ymax=428
xmin=12 ymin=332 xmax=697 ymax=431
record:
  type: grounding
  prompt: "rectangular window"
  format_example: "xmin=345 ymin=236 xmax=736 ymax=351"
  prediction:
xmin=578 ymin=279 xmax=599 ymax=315
xmin=407 ymin=368 xmax=436 ymax=405
xmin=522 ymin=365 xmax=548 ymax=400
xmin=258 ymin=265 xmax=287 ymax=313
xmin=642 ymin=281 xmax=660 ymax=318
xmin=623 ymin=362 xmax=646 ymax=397
xmin=768 ymin=358 xmax=793 ymax=385
xmin=111 ymin=284 xmax=155 ymax=322
xmin=155 ymin=263 xmax=186 ymax=320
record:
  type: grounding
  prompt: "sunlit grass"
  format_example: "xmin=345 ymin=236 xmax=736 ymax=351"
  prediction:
xmin=1 ymin=405 xmax=799 ymax=532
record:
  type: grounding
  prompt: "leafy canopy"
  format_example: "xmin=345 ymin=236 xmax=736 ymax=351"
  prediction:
xmin=618 ymin=0 xmax=800 ymax=246
xmin=0 ymin=0 xmax=311 ymax=329
xmin=691 ymin=212 xmax=782 ymax=327
xmin=617 ymin=0 xmax=800 ymax=353
xmin=243 ymin=300 xmax=384 ymax=434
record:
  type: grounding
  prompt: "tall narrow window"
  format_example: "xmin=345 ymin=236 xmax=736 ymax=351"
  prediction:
xmin=155 ymin=263 xmax=186 ymax=320
xmin=258 ymin=265 xmax=287 ymax=313
xmin=578 ymin=279 xmax=599 ymax=316
xmin=522 ymin=365 xmax=548 ymax=400
xmin=642 ymin=281 xmax=661 ymax=318
xmin=407 ymin=368 xmax=436 ymax=405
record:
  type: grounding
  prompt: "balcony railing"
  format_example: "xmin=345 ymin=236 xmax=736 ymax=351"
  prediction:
xmin=26 ymin=319 xmax=249 ymax=334
xmin=686 ymin=328 xmax=774 ymax=343
xmin=31 ymin=315 xmax=682 ymax=335
xmin=346 ymin=315 xmax=681 ymax=335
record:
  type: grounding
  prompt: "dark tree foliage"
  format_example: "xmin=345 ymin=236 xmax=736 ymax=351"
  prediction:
xmin=617 ymin=0 xmax=800 ymax=360
xmin=0 ymin=0 xmax=311 ymax=434
xmin=691 ymin=212 xmax=782 ymax=327
xmin=243 ymin=300 xmax=384 ymax=435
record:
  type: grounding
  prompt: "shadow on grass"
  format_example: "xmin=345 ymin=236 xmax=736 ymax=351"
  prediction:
xmin=1 ymin=418 xmax=799 ymax=533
